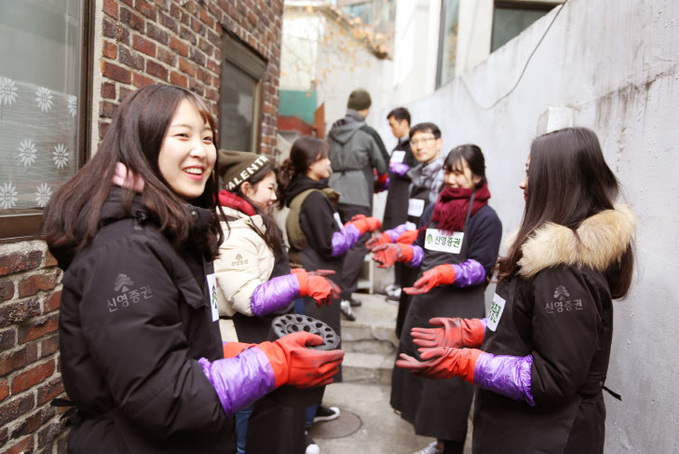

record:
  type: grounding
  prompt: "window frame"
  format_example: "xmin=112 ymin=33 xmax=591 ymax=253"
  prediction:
xmin=219 ymin=31 xmax=266 ymax=154
xmin=435 ymin=0 xmax=461 ymax=90
xmin=0 ymin=0 xmax=94 ymax=243
xmin=491 ymin=1 xmax=561 ymax=53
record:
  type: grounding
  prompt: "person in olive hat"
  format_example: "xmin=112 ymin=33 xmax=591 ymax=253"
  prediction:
xmin=326 ymin=88 xmax=390 ymax=319
xmin=215 ymin=150 xmax=342 ymax=454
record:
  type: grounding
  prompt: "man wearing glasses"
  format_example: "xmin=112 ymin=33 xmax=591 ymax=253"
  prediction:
xmin=392 ymin=122 xmax=446 ymax=338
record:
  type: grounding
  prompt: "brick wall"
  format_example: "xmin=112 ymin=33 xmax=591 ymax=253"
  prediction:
xmin=0 ymin=242 xmax=66 ymax=453
xmin=0 ymin=1 xmax=283 ymax=453
xmin=99 ymin=0 xmax=283 ymax=156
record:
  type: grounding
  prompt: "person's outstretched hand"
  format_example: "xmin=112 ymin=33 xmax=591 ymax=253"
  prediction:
xmin=295 ymin=270 xmax=341 ymax=306
xmin=258 ymin=332 xmax=345 ymax=388
xmin=347 ymin=216 xmax=382 ymax=235
xmin=366 ymin=232 xmax=392 ymax=250
xmin=371 ymin=243 xmax=413 ymax=268
xmin=395 ymin=347 xmax=481 ymax=382
xmin=403 ymin=264 xmax=456 ymax=295
xmin=411 ymin=317 xmax=485 ymax=350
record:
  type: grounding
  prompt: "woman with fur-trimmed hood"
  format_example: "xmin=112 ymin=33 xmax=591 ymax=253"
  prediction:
xmin=396 ymin=127 xmax=635 ymax=454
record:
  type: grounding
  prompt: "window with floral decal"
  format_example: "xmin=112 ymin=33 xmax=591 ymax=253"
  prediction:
xmin=0 ymin=0 xmax=89 ymax=240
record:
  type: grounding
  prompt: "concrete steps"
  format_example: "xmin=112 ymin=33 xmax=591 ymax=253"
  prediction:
xmin=339 ymin=293 xmax=400 ymax=385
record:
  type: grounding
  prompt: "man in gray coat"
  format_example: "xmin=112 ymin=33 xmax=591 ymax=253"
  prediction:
xmin=327 ymin=88 xmax=389 ymax=320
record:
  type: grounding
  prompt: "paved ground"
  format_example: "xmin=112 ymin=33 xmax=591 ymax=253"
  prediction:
xmin=311 ymin=382 xmax=434 ymax=454
xmin=308 ymin=292 xmax=473 ymax=454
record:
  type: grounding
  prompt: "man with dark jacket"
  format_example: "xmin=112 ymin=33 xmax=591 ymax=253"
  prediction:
xmin=327 ymin=88 xmax=389 ymax=320
xmin=382 ymin=107 xmax=414 ymax=302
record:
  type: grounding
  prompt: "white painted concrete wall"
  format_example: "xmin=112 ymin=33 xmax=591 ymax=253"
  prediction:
xmin=390 ymin=0 xmax=441 ymax=106
xmin=376 ymin=0 xmax=679 ymax=451
xmin=280 ymin=9 xmax=393 ymax=136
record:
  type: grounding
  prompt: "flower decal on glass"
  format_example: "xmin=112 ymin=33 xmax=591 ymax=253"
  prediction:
xmin=68 ymin=95 xmax=78 ymax=117
xmin=35 ymin=87 xmax=54 ymax=112
xmin=18 ymin=139 xmax=38 ymax=167
xmin=53 ymin=143 xmax=70 ymax=169
xmin=0 ymin=77 xmax=18 ymax=106
xmin=0 ymin=182 xmax=18 ymax=209
xmin=35 ymin=183 xmax=53 ymax=207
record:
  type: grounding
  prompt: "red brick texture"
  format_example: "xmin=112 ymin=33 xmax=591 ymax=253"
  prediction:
xmin=98 ymin=0 xmax=284 ymax=157
xmin=0 ymin=244 xmax=66 ymax=453
xmin=0 ymin=2 xmax=284 ymax=452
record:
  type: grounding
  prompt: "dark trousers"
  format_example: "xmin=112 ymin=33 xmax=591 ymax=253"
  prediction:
xmin=336 ymin=203 xmax=371 ymax=300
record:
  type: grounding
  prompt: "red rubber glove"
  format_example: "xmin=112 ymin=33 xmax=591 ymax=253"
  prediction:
xmin=257 ymin=332 xmax=345 ymax=388
xmin=411 ymin=317 xmax=485 ymax=351
xmin=223 ymin=342 xmax=254 ymax=359
xmin=295 ymin=270 xmax=341 ymax=307
xmin=371 ymin=243 xmax=414 ymax=268
xmin=395 ymin=347 xmax=482 ymax=383
xmin=395 ymin=229 xmax=418 ymax=245
xmin=366 ymin=232 xmax=392 ymax=250
xmin=403 ymin=264 xmax=456 ymax=295
xmin=374 ymin=172 xmax=389 ymax=192
xmin=348 ymin=216 xmax=382 ymax=235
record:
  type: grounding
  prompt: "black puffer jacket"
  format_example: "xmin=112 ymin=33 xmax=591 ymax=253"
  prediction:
xmin=53 ymin=189 xmax=230 ymax=453
xmin=473 ymin=205 xmax=636 ymax=454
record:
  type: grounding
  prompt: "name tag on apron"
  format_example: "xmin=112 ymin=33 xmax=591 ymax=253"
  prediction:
xmin=407 ymin=198 xmax=424 ymax=217
xmin=486 ymin=293 xmax=506 ymax=332
xmin=333 ymin=212 xmax=344 ymax=229
xmin=424 ymin=228 xmax=464 ymax=254
xmin=206 ymin=272 xmax=219 ymax=322
xmin=390 ymin=150 xmax=405 ymax=164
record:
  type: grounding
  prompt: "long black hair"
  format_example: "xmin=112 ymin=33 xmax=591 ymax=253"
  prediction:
xmin=277 ymin=136 xmax=329 ymax=208
xmin=43 ymin=84 xmax=223 ymax=261
xmin=497 ymin=127 xmax=634 ymax=297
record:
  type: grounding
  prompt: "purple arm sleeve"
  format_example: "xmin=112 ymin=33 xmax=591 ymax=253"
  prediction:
xmin=250 ymin=274 xmax=300 ymax=317
xmin=452 ymin=259 xmax=486 ymax=287
xmin=385 ymin=223 xmax=408 ymax=242
xmin=331 ymin=223 xmax=363 ymax=257
xmin=408 ymin=245 xmax=424 ymax=267
xmin=199 ymin=347 xmax=276 ymax=416
xmin=474 ymin=352 xmax=535 ymax=406
xmin=390 ymin=162 xmax=410 ymax=177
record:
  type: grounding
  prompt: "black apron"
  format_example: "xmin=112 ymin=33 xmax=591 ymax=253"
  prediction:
xmin=383 ymin=139 xmax=415 ymax=231
xmin=391 ymin=196 xmax=485 ymax=441
xmin=395 ymin=180 xmax=434 ymax=338
xmin=300 ymin=245 xmax=343 ymax=383
xmin=232 ymin=247 xmax=292 ymax=343
xmin=231 ymin=244 xmax=306 ymax=454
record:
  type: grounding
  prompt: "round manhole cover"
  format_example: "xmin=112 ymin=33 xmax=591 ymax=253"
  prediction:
xmin=308 ymin=409 xmax=362 ymax=439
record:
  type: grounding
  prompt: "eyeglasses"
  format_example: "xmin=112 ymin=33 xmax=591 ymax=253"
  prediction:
xmin=411 ymin=136 xmax=437 ymax=146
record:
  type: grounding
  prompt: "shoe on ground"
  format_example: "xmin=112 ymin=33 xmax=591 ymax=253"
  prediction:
xmin=386 ymin=287 xmax=401 ymax=301
xmin=304 ymin=430 xmax=320 ymax=454
xmin=340 ymin=300 xmax=356 ymax=321
xmin=347 ymin=296 xmax=362 ymax=307
xmin=313 ymin=405 xmax=340 ymax=423
xmin=384 ymin=284 xmax=399 ymax=296
xmin=413 ymin=440 xmax=443 ymax=454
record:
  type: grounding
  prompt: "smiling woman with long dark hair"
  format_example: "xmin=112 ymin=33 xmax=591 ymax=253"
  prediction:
xmin=42 ymin=84 xmax=343 ymax=453
xmin=397 ymin=127 xmax=635 ymax=454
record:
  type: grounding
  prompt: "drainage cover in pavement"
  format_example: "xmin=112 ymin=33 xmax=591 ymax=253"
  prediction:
xmin=309 ymin=410 xmax=362 ymax=439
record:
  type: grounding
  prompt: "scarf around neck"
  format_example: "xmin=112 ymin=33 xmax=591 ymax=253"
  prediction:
xmin=419 ymin=157 xmax=444 ymax=193
xmin=431 ymin=184 xmax=491 ymax=233
xmin=218 ymin=190 xmax=256 ymax=216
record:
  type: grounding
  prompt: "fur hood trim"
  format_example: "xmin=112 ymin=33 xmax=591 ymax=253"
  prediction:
xmin=517 ymin=204 xmax=635 ymax=278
